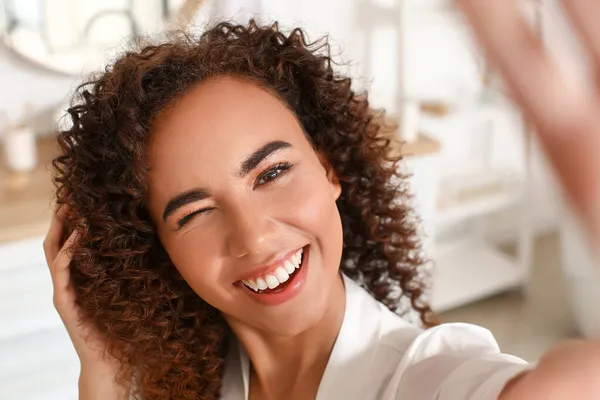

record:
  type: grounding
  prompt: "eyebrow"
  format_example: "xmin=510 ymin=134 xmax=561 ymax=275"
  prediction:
xmin=162 ymin=188 xmax=210 ymax=222
xmin=237 ymin=140 xmax=292 ymax=177
xmin=161 ymin=140 xmax=292 ymax=222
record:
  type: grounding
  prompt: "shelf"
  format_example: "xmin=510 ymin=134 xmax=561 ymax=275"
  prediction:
xmin=430 ymin=238 xmax=525 ymax=312
xmin=436 ymin=171 xmax=524 ymax=226
xmin=0 ymin=138 xmax=57 ymax=244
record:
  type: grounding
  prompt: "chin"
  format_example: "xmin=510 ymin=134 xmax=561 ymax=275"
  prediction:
xmin=266 ymin=265 xmax=338 ymax=336
xmin=264 ymin=298 xmax=330 ymax=337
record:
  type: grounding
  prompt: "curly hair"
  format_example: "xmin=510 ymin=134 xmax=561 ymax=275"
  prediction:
xmin=53 ymin=20 xmax=434 ymax=400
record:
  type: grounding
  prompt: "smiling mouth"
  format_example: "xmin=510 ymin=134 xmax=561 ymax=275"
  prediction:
xmin=240 ymin=247 xmax=306 ymax=295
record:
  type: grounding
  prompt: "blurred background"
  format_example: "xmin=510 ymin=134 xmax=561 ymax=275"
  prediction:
xmin=1 ymin=0 xmax=599 ymax=399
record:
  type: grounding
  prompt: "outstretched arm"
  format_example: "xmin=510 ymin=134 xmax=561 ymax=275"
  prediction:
xmin=456 ymin=1 xmax=600 ymax=398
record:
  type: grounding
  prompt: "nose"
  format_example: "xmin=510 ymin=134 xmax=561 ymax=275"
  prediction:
xmin=225 ymin=202 xmax=278 ymax=259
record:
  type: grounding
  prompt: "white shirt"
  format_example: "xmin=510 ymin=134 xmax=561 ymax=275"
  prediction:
xmin=220 ymin=274 xmax=532 ymax=399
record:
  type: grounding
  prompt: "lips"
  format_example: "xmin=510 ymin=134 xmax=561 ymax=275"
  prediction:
xmin=238 ymin=246 xmax=310 ymax=306
xmin=241 ymin=248 xmax=304 ymax=292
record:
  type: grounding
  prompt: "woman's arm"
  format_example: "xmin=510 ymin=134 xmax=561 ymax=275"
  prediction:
xmin=455 ymin=0 xmax=600 ymax=397
xmin=78 ymin=362 xmax=131 ymax=400
xmin=43 ymin=206 xmax=131 ymax=400
xmin=500 ymin=340 xmax=600 ymax=399
xmin=454 ymin=2 xmax=600 ymax=398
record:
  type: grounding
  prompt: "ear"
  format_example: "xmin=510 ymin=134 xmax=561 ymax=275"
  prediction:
xmin=316 ymin=152 xmax=342 ymax=201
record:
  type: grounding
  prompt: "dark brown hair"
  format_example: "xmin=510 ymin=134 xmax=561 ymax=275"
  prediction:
xmin=53 ymin=20 xmax=434 ymax=400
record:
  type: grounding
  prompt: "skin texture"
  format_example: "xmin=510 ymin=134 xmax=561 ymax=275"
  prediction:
xmin=50 ymin=21 xmax=432 ymax=399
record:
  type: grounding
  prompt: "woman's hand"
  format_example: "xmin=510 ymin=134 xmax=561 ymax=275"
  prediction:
xmin=43 ymin=204 xmax=130 ymax=399
xmin=457 ymin=0 xmax=600 ymax=245
xmin=456 ymin=2 xmax=600 ymax=398
xmin=43 ymin=205 xmax=108 ymax=366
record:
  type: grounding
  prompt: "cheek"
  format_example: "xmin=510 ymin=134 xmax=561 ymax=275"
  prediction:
xmin=290 ymin=173 xmax=344 ymax=273
xmin=161 ymin=232 xmax=226 ymax=300
xmin=278 ymin=168 xmax=342 ymax=240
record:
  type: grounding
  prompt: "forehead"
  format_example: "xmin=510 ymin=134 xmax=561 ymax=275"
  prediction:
xmin=149 ymin=76 xmax=300 ymax=155
xmin=146 ymin=76 xmax=305 ymax=193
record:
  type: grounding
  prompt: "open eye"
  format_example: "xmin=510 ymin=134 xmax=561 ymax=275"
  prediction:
xmin=256 ymin=162 xmax=293 ymax=186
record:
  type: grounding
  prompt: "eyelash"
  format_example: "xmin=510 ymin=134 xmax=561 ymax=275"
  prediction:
xmin=177 ymin=207 xmax=214 ymax=229
xmin=175 ymin=162 xmax=294 ymax=229
xmin=255 ymin=162 xmax=293 ymax=187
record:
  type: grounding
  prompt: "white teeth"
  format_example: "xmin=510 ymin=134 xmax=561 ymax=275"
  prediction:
xmin=275 ymin=267 xmax=289 ymax=283
xmin=293 ymin=248 xmax=303 ymax=269
xmin=241 ymin=248 xmax=306 ymax=292
xmin=243 ymin=278 xmax=262 ymax=291
xmin=256 ymin=277 xmax=268 ymax=290
xmin=265 ymin=275 xmax=279 ymax=289
xmin=247 ymin=279 xmax=258 ymax=291
xmin=283 ymin=260 xmax=295 ymax=274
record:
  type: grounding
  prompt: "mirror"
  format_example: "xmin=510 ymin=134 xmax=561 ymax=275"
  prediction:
xmin=0 ymin=0 xmax=210 ymax=76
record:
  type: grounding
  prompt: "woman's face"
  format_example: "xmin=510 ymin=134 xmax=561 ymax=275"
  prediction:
xmin=146 ymin=77 xmax=344 ymax=336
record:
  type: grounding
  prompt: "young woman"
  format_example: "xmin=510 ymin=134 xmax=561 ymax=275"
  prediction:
xmin=44 ymin=14 xmax=600 ymax=400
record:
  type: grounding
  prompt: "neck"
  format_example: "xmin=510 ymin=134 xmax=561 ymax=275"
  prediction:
xmin=228 ymin=274 xmax=346 ymax=399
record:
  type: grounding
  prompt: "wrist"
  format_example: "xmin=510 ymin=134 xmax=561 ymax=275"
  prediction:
xmin=80 ymin=355 xmax=121 ymax=377
xmin=79 ymin=361 xmax=131 ymax=400
xmin=80 ymin=359 xmax=119 ymax=377
xmin=79 ymin=348 xmax=122 ymax=372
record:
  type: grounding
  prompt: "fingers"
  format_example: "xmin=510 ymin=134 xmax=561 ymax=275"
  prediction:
xmin=50 ymin=230 xmax=81 ymax=293
xmin=43 ymin=203 xmax=68 ymax=265
xmin=43 ymin=201 xmax=80 ymax=293
xmin=560 ymin=0 xmax=600 ymax=68
xmin=560 ymin=0 xmax=600 ymax=91
xmin=457 ymin=0 xmax=595 ymax=132
xmin=456 ymin=0 xmax=600 ymax=237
